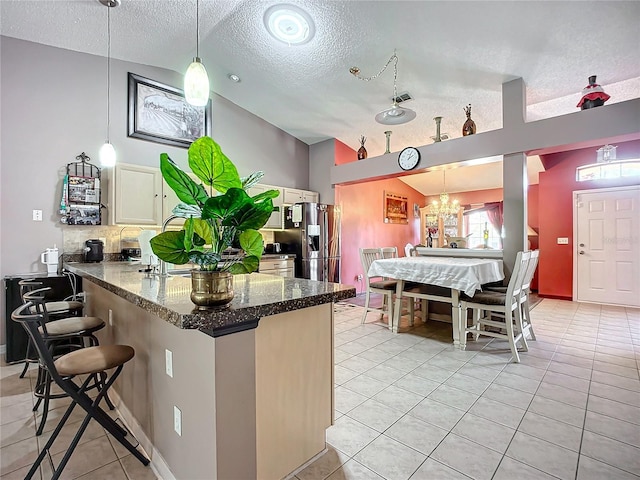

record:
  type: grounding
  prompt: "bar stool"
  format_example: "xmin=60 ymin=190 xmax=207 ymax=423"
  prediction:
xmin=23 ymin=287 xmax=108 ymax=435
xmin=11 ymin=301 xmax=149 ymax=480
xmin=18 ymin=279 xmax=84 ymax=378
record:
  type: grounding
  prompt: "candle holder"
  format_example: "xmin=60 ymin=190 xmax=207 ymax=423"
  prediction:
xmin=384 ymin=131 xmax=392 ymax=154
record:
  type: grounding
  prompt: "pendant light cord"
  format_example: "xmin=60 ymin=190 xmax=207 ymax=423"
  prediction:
xmin=196 ymin=0 xmax=200 ymax=58
xmin=106 ymin=5 xmax=111 ymax=142
xmin=349 ymin=50 xmax=399 ymax=102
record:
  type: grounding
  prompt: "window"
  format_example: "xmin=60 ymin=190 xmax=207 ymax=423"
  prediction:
xmin=576 ymin=159 xmax=640 ymax=182
xmin=464 ymin=210 xmax=501 ymax=249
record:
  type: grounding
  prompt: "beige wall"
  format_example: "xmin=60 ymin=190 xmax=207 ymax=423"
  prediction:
xmin=0 ymin=36 xmax=310 ymax=345
xmin=86 ymin=281 xmax=219 ymax=479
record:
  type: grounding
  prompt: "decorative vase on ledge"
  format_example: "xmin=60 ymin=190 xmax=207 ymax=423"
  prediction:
xmin=577 ymin=75 xmax=610 ymax=110
xmin=357 ymin=135 xmax=368 ymax=160
xmin=462 ymin=104 xmax=476 ymax=136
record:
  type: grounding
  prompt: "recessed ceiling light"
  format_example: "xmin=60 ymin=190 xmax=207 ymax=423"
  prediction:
xmin=228 ymin=73 xmax=241 ymax=83
xmin=264 ymin=4 xmax=315 ymax=45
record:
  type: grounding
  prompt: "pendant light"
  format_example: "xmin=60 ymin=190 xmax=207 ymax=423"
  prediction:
xmin=99 ymin=0 xmax=118 ymax=167
xmin=184 ymin=0 xmax=210 ymax=107
xmin=350 ymin=51 xmax=416 ymax=126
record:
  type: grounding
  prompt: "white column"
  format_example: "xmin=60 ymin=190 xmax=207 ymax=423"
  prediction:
xmin=503 ymin=152 xmax=528 ymax=278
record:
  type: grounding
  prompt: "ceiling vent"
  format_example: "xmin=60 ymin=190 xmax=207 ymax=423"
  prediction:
xmin=392 ymin=91 xmax=413 ymax=104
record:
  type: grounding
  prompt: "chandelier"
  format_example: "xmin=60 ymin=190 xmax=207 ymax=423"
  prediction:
xmin=427 ymin=170 xmax=459 ymax=226
xmin=349 ymin=51 xmax=416 ymax=125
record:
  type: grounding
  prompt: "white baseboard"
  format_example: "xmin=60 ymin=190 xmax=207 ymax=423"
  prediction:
xmin=108 ymin=389 xmax=176 ymax=480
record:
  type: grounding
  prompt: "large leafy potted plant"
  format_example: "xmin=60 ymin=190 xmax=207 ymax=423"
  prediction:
xmin=150 ymin=136 xmax=279 ymax=308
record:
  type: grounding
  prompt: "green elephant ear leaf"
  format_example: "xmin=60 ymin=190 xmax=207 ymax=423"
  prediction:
xmin=188 ymin=136 xmax=242 ymax=194
xmin=228 ymin=255 xmax=260 ymax=274
xmin=150 ymin=231 xmax=190 ymax=265
xmin=239 ymin=230 xmax=264 ymax=258
xmin=160 ymin=154 xmax=208 ymax=206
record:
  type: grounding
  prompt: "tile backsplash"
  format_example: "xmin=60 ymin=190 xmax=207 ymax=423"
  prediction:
xmin=62 ymin=225 xmax=158 ymax=254
xmin=63 ymin=225 xmax=276 ymax=254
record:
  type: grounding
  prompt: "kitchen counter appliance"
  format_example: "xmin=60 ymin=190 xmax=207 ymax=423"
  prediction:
xmin=84 ymin=239 xmax=104 ymax=262
xmin=275 ymin=203 xmax=341 ymax=282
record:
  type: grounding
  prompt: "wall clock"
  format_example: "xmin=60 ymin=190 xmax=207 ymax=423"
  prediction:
xmin=398 ymin=147 xmax=421 ymax=171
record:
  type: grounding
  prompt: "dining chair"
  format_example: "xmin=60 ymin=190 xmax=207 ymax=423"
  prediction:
xmin=380 ymin=246 xmax=399 ymax=258
xmin=459 ymin=251 xmax=532 ymax=363
xmin=22 ymin=287 xmax=108 ymax=435
xmin=11 ymin=301 xmax=149 ymax=480
xmin=359 ymin=248 xmax=397 ymax=328
xmin=486 ymin=249 xmax=539 ymax=341
xmin=404 ymin=243 xmax=416 ymax=257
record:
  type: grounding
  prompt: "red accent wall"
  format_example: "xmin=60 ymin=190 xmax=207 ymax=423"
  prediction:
xmin=538 ymin=139 xmax=640 ymax=299
xmin=335 ymin=139 xmax=357 ymax=166
xmin=336 ymin=179 xmax=424 ymax=293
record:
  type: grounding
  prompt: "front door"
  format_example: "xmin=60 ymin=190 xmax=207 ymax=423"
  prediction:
xmin=574 ymin=186 xmax=640 ymax=307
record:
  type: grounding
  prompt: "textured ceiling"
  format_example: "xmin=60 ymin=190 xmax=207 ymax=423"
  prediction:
xmin=1 ymin=0 xmax=639 ymax=194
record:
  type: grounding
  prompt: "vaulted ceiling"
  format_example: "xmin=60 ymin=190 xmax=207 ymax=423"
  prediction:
xmin=2 ymin=0 xmax=638 ymax=194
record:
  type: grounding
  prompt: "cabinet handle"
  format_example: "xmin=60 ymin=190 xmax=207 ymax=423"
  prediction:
xmin=155 ymin=194 xmax=159 ymax=197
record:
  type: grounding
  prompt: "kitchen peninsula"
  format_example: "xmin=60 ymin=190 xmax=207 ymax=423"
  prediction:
xmin=65 ymin=262 xmax=355 ymax=480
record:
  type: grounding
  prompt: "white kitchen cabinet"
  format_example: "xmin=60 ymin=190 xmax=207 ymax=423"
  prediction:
xmin=248 ymin=184 xmax=283 ymax=229
xmin=109 ymin=163 xmax=204 ymax=226
xmin=259 ymin=257 xmax=295 ymax=277
xmin=110 ymin=163 xmax=162 ymax=225
xmin=162 ymin=172 xmax=202 ymax=224
xmin=282 ymin=187 xmax=319 ymax=205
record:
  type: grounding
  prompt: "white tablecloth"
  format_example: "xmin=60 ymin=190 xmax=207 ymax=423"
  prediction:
xmin=368 ymin=256 xmax=504 ymax=297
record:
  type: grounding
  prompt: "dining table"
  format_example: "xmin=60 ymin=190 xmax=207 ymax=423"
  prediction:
xmin=368 ymin=256 xmax=504 ymax=343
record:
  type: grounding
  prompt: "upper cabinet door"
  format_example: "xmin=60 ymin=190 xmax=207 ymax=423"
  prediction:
xmin=113 ymin=164 xmax=162 ymax=225
xmin=283 ymin=187 xmax=319 ymax=205
xmin=249 ymin=184 xmax=283 ymax=229
xmin=162 ymin=173 xmax=201 ymax=225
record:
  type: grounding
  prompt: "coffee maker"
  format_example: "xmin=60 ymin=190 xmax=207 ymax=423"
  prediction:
xmin=84 ymin=239 xmax=104 ymax=263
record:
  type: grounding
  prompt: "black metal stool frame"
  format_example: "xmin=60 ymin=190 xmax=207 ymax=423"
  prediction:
xmin=23 ymin=287 xmax=112 ymax=436
xmin=18 ymin=280 xmax=84 ymax=379
xmin=11 ymin=302 xmax=150 ymax=480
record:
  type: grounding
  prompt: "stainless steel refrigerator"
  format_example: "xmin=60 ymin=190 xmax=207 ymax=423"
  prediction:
xmin=275 ymin=203 xmax=341 ymax=282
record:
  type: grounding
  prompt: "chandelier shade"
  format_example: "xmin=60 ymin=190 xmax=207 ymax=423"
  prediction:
xmin=427 ymin=171 xmax=459 ymax=226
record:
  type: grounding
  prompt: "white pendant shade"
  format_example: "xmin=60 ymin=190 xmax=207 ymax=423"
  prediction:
xmin=184 ymin=58 xmax=210 ymax=107
xmin=99 ymin=142 xmax=116 ymax=167
xmin=375 ymin=103 xmax=416 ymax=125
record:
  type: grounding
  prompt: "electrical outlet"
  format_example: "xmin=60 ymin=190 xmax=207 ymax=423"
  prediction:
xmin=32 ymin=210 xmax=43 ymax=221
xmin=98 ymin=237 xmax=107 ymax=247
xmin=165 ymin=349 xmax=173 ymax=378
xmin=557 ymin=237 xmax=569 ymax=245
xmin=108 ymin=309 xmax=113 ymax=327
xmin=356 ymin=274 xmax=363 ymax=281
xmin=173 ymin=406 xmax=182 ymax=436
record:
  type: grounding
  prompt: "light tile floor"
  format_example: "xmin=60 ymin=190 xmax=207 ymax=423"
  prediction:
xmin=296 ymin=298 xmax=640 ymax=480
xmin=0 ymin=361 xmax=157 ymax=479
xmin=2 ymin=298 xmax=639 ymax=480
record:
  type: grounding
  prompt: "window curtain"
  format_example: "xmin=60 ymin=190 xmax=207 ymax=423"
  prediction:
xmin=484 ymin=202 xmax=504 ymax=248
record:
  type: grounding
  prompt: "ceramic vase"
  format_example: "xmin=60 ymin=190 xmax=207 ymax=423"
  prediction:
xmin=357 ymin=136 xmax=367 ymax=160
xmin=462 ymin=104 xmax=476 ymax=136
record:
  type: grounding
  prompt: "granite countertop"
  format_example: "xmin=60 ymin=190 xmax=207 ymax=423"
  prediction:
xmin=65 ymin=262 xmax=355 ymax=338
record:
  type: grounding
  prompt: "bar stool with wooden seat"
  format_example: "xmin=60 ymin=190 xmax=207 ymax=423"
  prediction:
xmin=11 ymin=301 xmax=150 ymax=480
xmin=23 ymin=287 xmax=108 ymax=435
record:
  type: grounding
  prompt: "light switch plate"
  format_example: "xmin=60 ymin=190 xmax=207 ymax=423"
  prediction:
xmin=557 ymin=237 xmax=569 ymax=244
xmin=173 ymin=406 xmax=182 ymax=436
xmin=165 ymin=349 xmax=173 ymax=377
